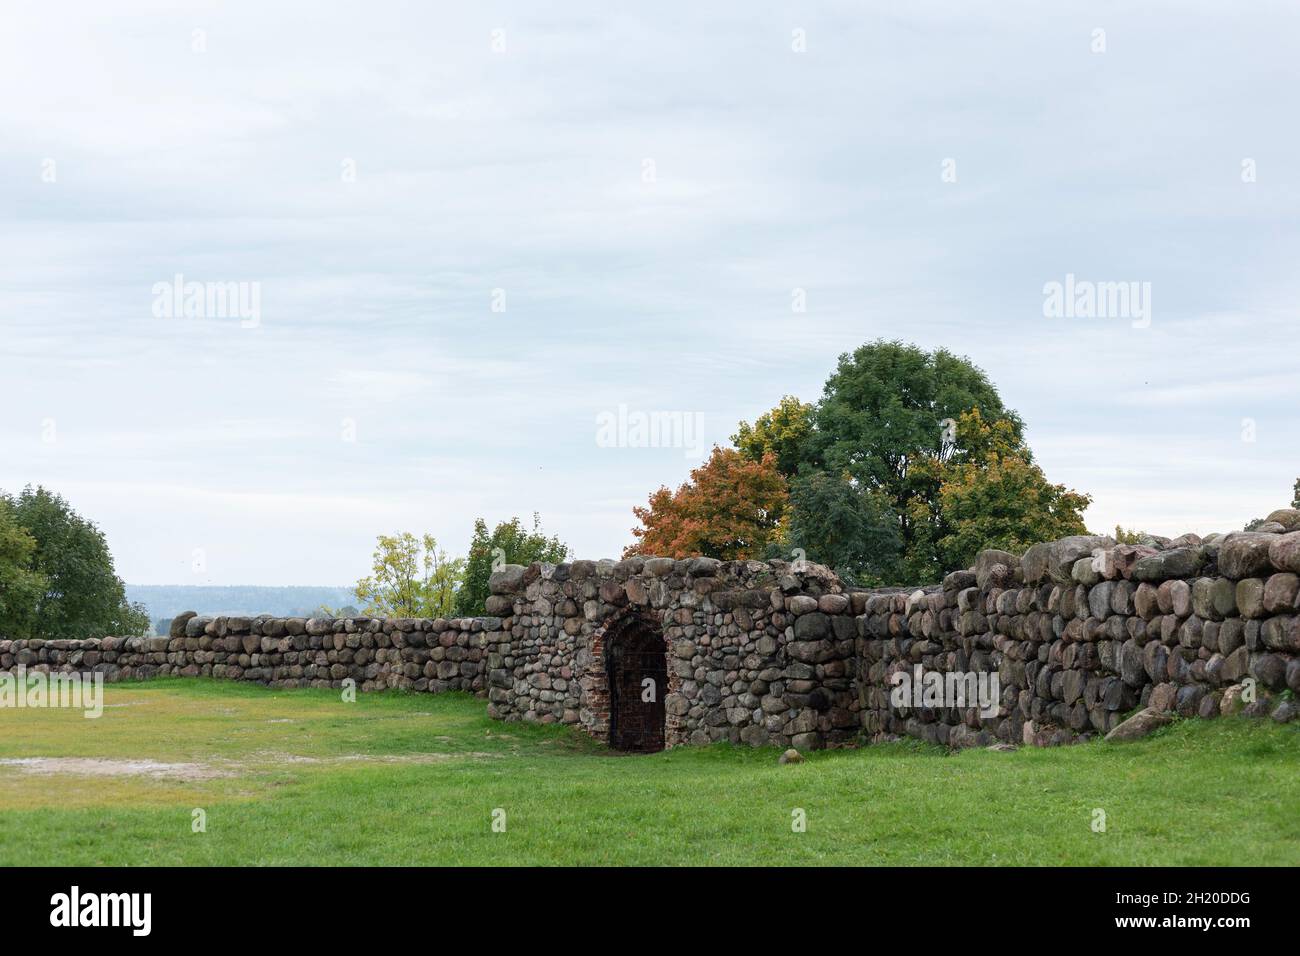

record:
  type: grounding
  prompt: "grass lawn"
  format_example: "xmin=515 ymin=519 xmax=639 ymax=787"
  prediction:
xmin=0 ymin=678 xmax=1296 ymax=866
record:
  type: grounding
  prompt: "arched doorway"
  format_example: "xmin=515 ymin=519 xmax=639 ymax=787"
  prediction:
xmin=604 ymin=616 xmax=668 ymax=753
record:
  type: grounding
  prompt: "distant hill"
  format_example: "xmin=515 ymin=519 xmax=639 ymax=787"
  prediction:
xmin=126 ymin=585 xmax=359 ymax=628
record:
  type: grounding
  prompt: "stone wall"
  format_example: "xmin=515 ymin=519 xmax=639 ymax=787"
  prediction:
xmin=3 ymin=513 xmax=1298 ymax=751
xmin=483 ymin=556 xmax=860 ymax=750
xmin=0 ymin=612 xmax=498 ymax=694
xmin=859 ymin=518 xmax=1300 ymax=747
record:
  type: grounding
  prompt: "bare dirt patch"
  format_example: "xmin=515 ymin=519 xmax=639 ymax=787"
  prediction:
xmin=0 ymin=758 xmax=229 ymax=781
xmin=0 ymin=752 xmax=497 ymax=781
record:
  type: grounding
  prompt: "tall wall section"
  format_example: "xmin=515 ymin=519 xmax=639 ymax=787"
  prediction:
xmin=859 ymin=520 xmax=1300 ymax=746
xmin=483 ymin=556 xmax=860 ymax=750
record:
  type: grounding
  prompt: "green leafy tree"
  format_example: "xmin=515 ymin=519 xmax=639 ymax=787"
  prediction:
xmin=732 ymin=396 xmax=814 ymax=478
xmin=455 ymin=514 xmax=569 ymax=616
xmin=784 ymin=471 xmax=902 ymax=585
xmin=0 ymin=498 xmax=47 ymax=638
xmin=799 ymin=341 xmax=1025 ymax=579
xmin=4 ymin=486 xmax=147 ymax=638
xmin=353 ymin=533 xmax=465 ymax=618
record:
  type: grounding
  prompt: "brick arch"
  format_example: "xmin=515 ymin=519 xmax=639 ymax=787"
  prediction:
xmin=582 ymin=606 xmax=685 ymax=750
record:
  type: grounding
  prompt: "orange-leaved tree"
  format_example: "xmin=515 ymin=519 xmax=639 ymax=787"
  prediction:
xmin=624 ymin=446 xmax=788 ymax=559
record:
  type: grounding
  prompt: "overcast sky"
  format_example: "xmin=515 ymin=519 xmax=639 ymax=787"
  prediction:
xmin=3 ymin=1 xmax=1298 ymax=586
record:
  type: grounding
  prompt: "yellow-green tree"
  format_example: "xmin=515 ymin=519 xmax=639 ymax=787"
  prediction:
xmin=353 ymin=533 xmax=465 ymax=618
xmin=916 ymin=409 xmax=1091 ymax=573
xmin=732 ymin=395 xmax=814 ymax=478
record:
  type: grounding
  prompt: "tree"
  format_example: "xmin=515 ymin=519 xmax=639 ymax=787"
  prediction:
xmin=918 ymin=410 xmax=1091 ymax=575
xmin=353 ymin=533 xmax=465 ymax=618
xmin=455 ymin=514 xmax=569 ymax=616
xmin=799 ymin=341 xmax=1025 ymax=579
xmin=4 ymin=486 xmax=148 ymax=638
xmin=732 ymin=396 xmax=814 ymax=478
xmin=784 ymin=471 xmax=902 ymax=584
xmin=625 ymin=447 xmax=788 ymax=560
xmin=1114 ymin=526 xmax=1153 ymax=545
xmin=0 ymin=498 xmax=47 ymax=639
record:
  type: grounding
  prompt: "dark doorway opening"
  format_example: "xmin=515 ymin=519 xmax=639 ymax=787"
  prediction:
xmin=605 ymin=618 xmax=667 ymax=753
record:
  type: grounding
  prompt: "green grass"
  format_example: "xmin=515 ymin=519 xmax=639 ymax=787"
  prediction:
xmin=0 ymin=678 xmax=1296 ymax=865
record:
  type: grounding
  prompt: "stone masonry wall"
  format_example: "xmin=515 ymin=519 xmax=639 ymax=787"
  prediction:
xmin=3 ymin=512 xmax=1298 ymax=751
xmin=859 ymin=516 xmax=1300 ymax=747
xmin=0 ymin=612 xmax=498 ymax=694
xmin=482 ymin=556 xmax=860 ymax=751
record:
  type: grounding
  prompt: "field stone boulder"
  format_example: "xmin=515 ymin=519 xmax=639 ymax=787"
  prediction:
xmin=1251 ymin=653 xmax=1288 ymax=691
xmin=1265 ymin=509 xmax=1300 ymax=532
xmin=1191 ymin=578 xmax=1218 ymax=620
xmin=1261 ymin=616 xmax=1299 ymax=653
xmin=1268 ymin=532 xmax=1300 ymax=574
xmin=1104 ymin=707 xmax=1173 ymax=742
xmin=1113 ymin=544 xmax=1159 ymax=579
xmin=1072 ymin=557 xmax=1101 ymax=586
xmin=185 ymin=615 xmax=213 ymax=638
xmin=689 ymin=557 xmax=721 ymax=576
xmin=1169 ymin=580 xmax=1192 ymax=617
xmin=1022 ymin=535 xmax=1114 ymax=585
xmin=169 ymin=611 xmax=197 ymax=638
xmin=787 ymin=595 xmax=818 ymax=615
xmin=1088 ymin=582 xmax=1116 ymax=620
xmin=792 ymin=612 xmax=830 ymax=640
xmin=1147 ymin=682 xmax=1177 ymax=713
xmin=817 ymin=593 xmax=849 ymax=615
xmin=975 ymin=549 xmax=1020 ymax=589
xmin=1218 ymin=533 xmax=1278 ymax=580
xmin=488 ymin=564 xmax=527 ymax=594
xmin=1219 ymin=683 xmax=1249 ymax=715
xmin=1134 ymin=583 xmax=1160 ymax=619
xmin=1133 ymin=547 xmax=1206 ymax=583
xmin=1236 ymin=579 xmax=1265 ymax=619
xmin=1263 ymin=573 xmax=1300 ymax=613
xmin=1210 ymin=578 xmax=1237 ymax=618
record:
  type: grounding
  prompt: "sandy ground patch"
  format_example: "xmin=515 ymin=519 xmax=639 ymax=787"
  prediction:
xmin=0 ymin=757 xmax=229 ymax=780
xmin=0 ymin=751 xmax=496 ymax=781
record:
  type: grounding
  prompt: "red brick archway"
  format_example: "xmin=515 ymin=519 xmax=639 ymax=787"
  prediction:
xmin=584 ymin=608 xmax=683 ymax=751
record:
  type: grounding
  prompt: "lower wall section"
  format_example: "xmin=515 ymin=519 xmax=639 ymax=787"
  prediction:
xmin=0 ymin=612 xmax=499 ymax=695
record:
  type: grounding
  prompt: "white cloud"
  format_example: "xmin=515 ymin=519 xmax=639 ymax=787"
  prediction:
xmin=3 ymin=1 xmax=1299 ymax=583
